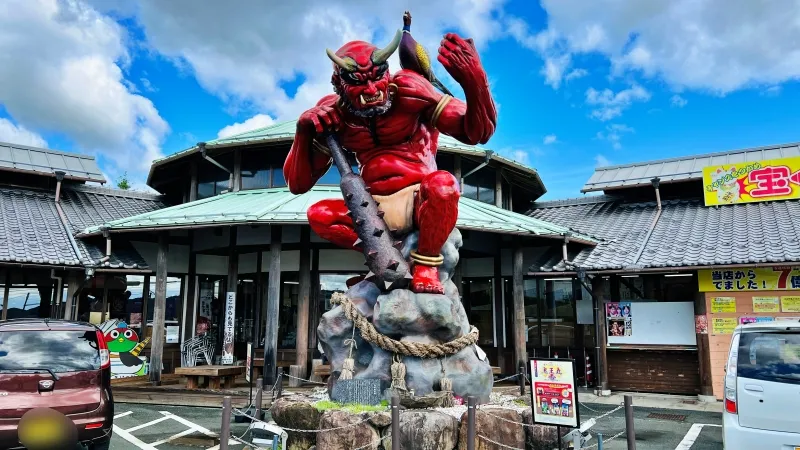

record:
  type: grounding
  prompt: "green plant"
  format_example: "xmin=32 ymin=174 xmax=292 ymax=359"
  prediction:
xmin=314 ymin=400 xmax=388 ymax=414
xmin=116 ymin=172 xmax=130 ymax=190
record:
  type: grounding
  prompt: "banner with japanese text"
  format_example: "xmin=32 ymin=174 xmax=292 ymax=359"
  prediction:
xmin=699 ymin=267 xmax=800 ymax=292
xmin=702 ymin=156 xmax=800 ymax=206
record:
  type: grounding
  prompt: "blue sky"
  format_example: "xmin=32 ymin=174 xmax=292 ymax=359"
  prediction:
xmin=1 ymin=0 xmax=799 ymax=200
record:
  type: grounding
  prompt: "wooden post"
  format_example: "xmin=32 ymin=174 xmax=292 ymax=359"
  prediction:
xmin=296 ymin=227 xmax=311 ymax=376
xmin=695 ymin=287 xmax=714 ymax=399
xmin=100 ymin=274 xmax=109 ymax=323
xmin=63 ymin=272 xmax=80 ymax=320
xmin=493 ymin=252 xmax=505 ymax=370
xmin=263 ymin=226 xmax=282 ymax=386
xmin=512 ymin=247 xmax=527 ymax=378
xmin=592 ymin=276 xmax=609 ymax=393
xmin=1 ymin=268 xmax=10 ymax=321
xmin=453 ymin=155 xmax=462 ymax=193
xmin=183 ymin=231 xmax=197 ymax=342
xmin=149 ymin=232 xmax=169 ymax=385
xmin=141 ymin=276 xmax=151 ymax=334
xmin=233 ymin=149 xmax=242 ymax=192
xmin=223 ymin=227 xmax=239 ymax=365
xmin=189 ymin=160 xmax=198 ymax=202
xmin=309 ymin=248 xmax=320 ymax=350
xmin=253 ymin=251 xmax=263 ymax=350
xmin=495 ymin=169 xmax=503 ymax=208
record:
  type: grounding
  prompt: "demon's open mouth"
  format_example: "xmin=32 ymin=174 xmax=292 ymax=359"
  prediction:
xmin=360 ymin=92 xmax=384 ymax=106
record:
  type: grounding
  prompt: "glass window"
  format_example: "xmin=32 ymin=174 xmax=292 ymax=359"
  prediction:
xmin=144 ymin=276 xmax=183 ymax=334
xmin=271 ymin=167 xmax=286 ymax=187
xmin=6 ymin=287 xmax=43 ymax=319
xmin=542 ymin=278 xmax=576 ymax=347
xmin=460 ymin=158 xmax=496 ymax=205
xmin=0 ymin=330 xmax=101 ymax=373
xmin=317 ymin=166 xmax=341 ymax=185
xmin=197 ymin=153 xmax=233 ymax=199
xmin=524 ymin=279 xmax=541 ymax=347
xmin=241 ymin=151 xmax=271 ymax=190
xmin=737 ymin=332 xmax=800 ymax=384
xmin=467 ymin=279 xmax=494 ymax=346
xmin=279 ymin=274 xmax=299 ymax=349
xmin=319 ymin=274 xmax=357 ymax=312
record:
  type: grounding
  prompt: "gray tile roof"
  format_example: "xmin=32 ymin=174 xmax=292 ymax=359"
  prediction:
xmin=583 ymin=142 xmax=800 ymax=193
xmin=527 ymin=196 xmax=800 ymax=272
xmin=77 ymin=239 xmax=150 ymax=270
xmin=60 ymin=185 xmax=168 ymax=234
xmin=0 ymin=187 xmax=80 ymax=265
xmin=0 ymin=142 xmax=105 ymax=183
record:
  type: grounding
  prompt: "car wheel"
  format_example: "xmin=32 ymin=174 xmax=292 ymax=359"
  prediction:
xmin=91 ymin=441 xmax=111 ymax=450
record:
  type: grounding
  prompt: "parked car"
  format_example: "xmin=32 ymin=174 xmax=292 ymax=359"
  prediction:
xmin=0 ymin=319 xmax=113 ymax=449
xmin=722 ymin=321 xmax=800 ymax=449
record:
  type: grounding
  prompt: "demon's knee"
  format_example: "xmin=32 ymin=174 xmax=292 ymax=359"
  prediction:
xmin=420 ymin=170 xmax=460 ymax=203
xmin=307 ymin=199 xmax=341 ymax=235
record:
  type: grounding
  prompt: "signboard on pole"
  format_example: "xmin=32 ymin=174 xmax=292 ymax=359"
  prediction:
xmin=245 ymin=342 xmax=252 ymax=382
xmin=529 ymin=358 xmax=579 ymax=428
xmin=221 ymin=291 xmax=236 ymax=365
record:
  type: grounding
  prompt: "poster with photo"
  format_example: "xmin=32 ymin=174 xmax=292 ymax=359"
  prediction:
xmin=607 ymin=302 xmax=632 ymax=336
xmin=529 ymin=358 xmax=579 ymax=428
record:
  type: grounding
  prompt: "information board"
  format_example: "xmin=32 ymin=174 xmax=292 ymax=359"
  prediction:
xmin=529 ymin=358 xmax=579 ymax=428
xmin=221 ymin=291 xmax=236 ymax=365
xmin=607 ymin=301 xmax=697 ymax=346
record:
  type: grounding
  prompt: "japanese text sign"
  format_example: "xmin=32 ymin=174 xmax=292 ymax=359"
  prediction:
xmin=221 ymin=291 xmax=236 ymax=365
xmin=702 ymin=156 xmax=800 ymax=206
xmin=529 ymin=358 xmax=579 ymax=428
xmin=699 ymin=267 xmax=800 ymax=292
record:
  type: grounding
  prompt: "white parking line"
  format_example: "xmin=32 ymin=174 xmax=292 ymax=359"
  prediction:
xmin=675 ymin=423 xmax=722 ymax=450
xmin=126 ymin=416 xmax=172 ymax=432
xmin=114 ymin=411 xmax=133 ymax=420
xmin=112 ymin=424 xmax=159 ymax=450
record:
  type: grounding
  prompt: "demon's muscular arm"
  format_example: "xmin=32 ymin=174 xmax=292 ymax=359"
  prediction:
xmin=431 ymin=33 xmax=497 ymax=144
xmin=284 ymin=95 xmax=340 ymax=194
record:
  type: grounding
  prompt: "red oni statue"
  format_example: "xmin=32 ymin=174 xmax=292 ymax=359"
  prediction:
xmin=284 ymin=26 xmax=497 ymax=295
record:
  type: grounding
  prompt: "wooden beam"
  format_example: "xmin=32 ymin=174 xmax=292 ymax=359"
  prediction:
xmin=495 ymin=169 xmax=503 ymax=208
xmin=493 ymin=252 xmax=505 ymax=369
xmin=263 ymin=225 xmax=282 ymax=385
xmin=694 ymin=280 xmax=714 ymax=398
xmin=222 ymin=227 xmax=239 ymax=365
xmin=253 ymin=250 xmax=263 ymax=348
xmin=183 ymin=230 xmax=197 ymax=342
xmin=100 ymin=274 xmax=109 ymax=323
xmin=309 ymin=247 xmax=320 ymax=350
xmin=1 ymin=268 xmax=10 ymax=321
xmin=149 ymin=232 xmax=169 ymax=385
xmin=189 ymin=160 xmax=198 ymax=202
xmin=591 ymin=276 xmax=609 ymax=393
xmin=512 ymin=247 xmax=527 ymax=377
xmin=619 ymin=276 xmax=645 ymax=299
xmin=63 ymin=272 xmax=81 ymax=320
xmin=233 ymin=149 xmax=242 ymax=192
xmin=141 ymin=276 xmax=151 ymax=333
xmin=296 ymin=227 xmax=311 ymax=376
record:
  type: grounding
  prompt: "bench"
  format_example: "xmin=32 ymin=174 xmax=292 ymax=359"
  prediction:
xmin=492 ymin=366 xmax=501 ymax=375
xmin=313 ymin=364 xmax=331 ymax=380
xmin=249 ymin=358 xmax=293 ymax=382
xmin=175 ymin=365 xmax=245 ymax=390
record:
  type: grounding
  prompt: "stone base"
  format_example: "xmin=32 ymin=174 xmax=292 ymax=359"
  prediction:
xmin=697 ymin=394 xmax=718 ymax=403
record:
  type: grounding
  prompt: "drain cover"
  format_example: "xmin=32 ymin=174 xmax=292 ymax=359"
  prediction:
xmin=647 ymin=413 xmax=687 ymax=422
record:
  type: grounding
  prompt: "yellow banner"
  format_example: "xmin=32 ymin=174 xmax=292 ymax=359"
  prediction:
xmin=753 ymin=297 xmax=780 ymax=312
xmin=712 ymin=318 xmax=738 ymax=335
xmin=710 ymin=297 xmax=736 ymax=313
xmin=781 ymin=296 xmax=800 ymax=313
xmin=699 ymin=267 xmax=800 ymax=292
xmin=703 ymin=156 xmax=800 ymax=206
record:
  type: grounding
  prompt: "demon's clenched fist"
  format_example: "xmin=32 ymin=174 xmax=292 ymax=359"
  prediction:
xmin=284 ymin=29 xmax=497 ymax=294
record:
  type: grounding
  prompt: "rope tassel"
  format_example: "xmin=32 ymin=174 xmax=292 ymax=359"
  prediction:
xmin=340 ymin=328 xmax=358 ymax=380
xmin=390 ymin=354 xmax=407 ymax=391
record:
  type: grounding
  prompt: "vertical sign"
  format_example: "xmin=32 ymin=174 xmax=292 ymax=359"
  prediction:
xmin=245 ymin=342 xmax=252 ymax=382
xmin=529 ymin=358 xmax=579 ymax=428
xmin=221 ymin=291 xmax=236 ymax=365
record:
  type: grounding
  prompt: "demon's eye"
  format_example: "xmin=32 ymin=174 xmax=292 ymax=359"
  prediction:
xmin=376 ymin=64 xmax=388 ymax=78
xmin=343 ymin=72 xmax=362 ymax=84
xmin=124 ymin=330 xmax=135 ymax=339
xmin=110 ymin=330 xmax=119 ymax=339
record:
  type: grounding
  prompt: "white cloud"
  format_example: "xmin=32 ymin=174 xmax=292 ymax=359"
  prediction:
xmin=133 ymin=0 xmax=507 ymax=121
xmin=586 ymin=84 xmax=650 ymax=121
xmin=543 ymin=134 xmax=558 ymax=145
xmin=595 ymin=154 xmax=611 ymax=167
xmin=0 ymin=119 xmax=47 ymax=148
xmin=565 ymin=68 xmax=589 ymax=81
xmin=670 ymin=94 xmax=688 ymax=108
xmin=218 ymin=114 xmax=276 ymax=139
xmin=541 ymin=54 xmax=572 ymax=89
xmin=596 ymin=123 xmax=634 ymax=150
xmin=0 ymin=0 xmax=169 ymax=176
xmin=525 ymin=0 xmax=800 ymax=94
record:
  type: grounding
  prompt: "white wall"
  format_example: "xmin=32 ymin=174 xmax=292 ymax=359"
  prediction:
xmin=132 ymin=241 xmax=189 ymax=274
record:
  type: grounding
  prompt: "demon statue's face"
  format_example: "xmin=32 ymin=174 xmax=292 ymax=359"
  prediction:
xmin=328 ymin=31 xmax=401 ymax=118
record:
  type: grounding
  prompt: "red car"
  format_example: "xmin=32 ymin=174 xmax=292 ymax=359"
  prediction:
xmin=0 ymin=319 xmax=113 ymax=449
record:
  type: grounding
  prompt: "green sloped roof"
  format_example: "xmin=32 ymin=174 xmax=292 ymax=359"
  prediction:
xmin=149 ymin=120 xmax=539 ymax=179
xmin=78 ymin=186 xmax=595 ymax=244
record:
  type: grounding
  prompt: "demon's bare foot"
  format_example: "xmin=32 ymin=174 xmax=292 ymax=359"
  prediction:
xmin=411 ymin=265 xmax=444 ymax=294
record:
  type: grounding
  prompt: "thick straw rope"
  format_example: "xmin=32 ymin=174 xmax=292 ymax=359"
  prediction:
xmin=330 ymin=292 xmax=479 ymax=358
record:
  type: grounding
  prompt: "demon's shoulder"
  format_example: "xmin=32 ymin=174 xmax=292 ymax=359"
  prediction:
xmin=392 ymin=70 xmax=441 ymax=104
xmin=315 ymin=94 xmax=340 ymax=108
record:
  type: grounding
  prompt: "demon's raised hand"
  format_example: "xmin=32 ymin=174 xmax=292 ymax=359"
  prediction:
xmin=285 ymin=22 xmax=497 ymax=294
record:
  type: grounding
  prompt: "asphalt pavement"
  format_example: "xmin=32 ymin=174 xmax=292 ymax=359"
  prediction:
xmin=107 ymin=400 xmax=723 ymax=450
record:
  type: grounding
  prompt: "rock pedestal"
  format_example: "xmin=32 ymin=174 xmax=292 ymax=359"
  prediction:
xmin=458 ymin=408 xmax=526 ymax=450
xmin=317 ymin=229 xmax=494 ymax=402
xmin=383 ymin=410 xmax=459 ymax=450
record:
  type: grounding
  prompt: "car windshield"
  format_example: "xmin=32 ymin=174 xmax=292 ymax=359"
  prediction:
xmin=737 ymin=331 xmax=800 ymax=384
xmin=0 ymin=330 xmax=101 ymax=373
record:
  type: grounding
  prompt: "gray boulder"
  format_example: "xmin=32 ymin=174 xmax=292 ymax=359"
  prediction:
xmin=270 ymin=396 xmax=320 ymax=450
xmin=382 ymin=410 xmax=459 ymax=450
xmin=316 ymin=410 xmax=380 ymax=450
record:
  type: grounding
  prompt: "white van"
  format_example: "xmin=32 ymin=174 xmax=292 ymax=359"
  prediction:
xmin=723 ymin=321 xmax=800 ymax=449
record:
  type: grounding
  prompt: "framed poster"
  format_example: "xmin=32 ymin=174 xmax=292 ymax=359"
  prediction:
xmin=529 ymin=358 xmax=579 ymax=428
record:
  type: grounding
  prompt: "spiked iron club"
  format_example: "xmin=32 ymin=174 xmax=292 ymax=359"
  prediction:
xmin=325 ymin=134 xmax=411 ymax=290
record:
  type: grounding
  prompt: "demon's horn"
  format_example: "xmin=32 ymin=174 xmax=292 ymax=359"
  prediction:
xmin=372 ymin=30 xmax=402 ymax=64
xmin=326 ymin=48 xmax=357 ymax=71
